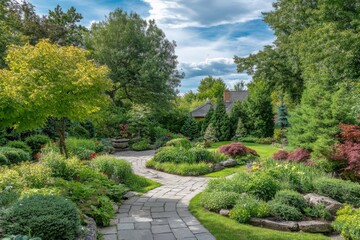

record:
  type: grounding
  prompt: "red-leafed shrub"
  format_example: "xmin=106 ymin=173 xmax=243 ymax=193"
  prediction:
xmin=219 ymin=142 xmax=259 ymax=158
xmin=287 ymin=148 xmax=310 ymax=163
xmin=272 ymin=150 xmax=289 ymax=160
xmin=339 ymin=123 xmax=360 ymax=143
xmin=331 ymin=123 xmax=360 ymax=176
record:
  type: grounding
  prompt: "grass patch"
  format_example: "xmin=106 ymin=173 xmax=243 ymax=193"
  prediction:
xmin=189 ymin=193 xmax=330 ymax=240
xmin=146 ymin=159 xmax=212 ymax=176
xmin=205 ymin=165 xmax=246 ymax=178
xmin=209 ymin=142 xmax=279 ymax=159
xmin=124 ymin=174 xmax=160 ymax=193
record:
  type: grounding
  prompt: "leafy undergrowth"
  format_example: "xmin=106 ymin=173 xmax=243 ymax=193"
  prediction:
xmin=209 ymin=142 xmax=279 ymax=159
xmin=124 ymin=174 xmax=161 ymax=193
xmin=189 ymin=193 xmax=330 ymax=240
xmin=205 ymin=165 xmax=246 ymax=178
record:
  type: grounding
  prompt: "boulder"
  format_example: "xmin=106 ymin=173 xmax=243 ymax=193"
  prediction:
xmin=220 ymin=159 xmax=237 ymax=167
xmin=304 ymin=193 xmax=343 ymax=215
xmin=219 ymin=209 xmax=230 ymax=216
xmin=249 ymin=218 xmax=299 ymax=232
xmin=298 ymin=221 xmax=332 ymax=233
xmin=213 ymin=163 xmax=225 ymax=171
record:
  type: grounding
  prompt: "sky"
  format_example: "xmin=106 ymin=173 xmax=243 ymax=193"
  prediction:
xmin=28 ymin=0 xmax=276 ymax=93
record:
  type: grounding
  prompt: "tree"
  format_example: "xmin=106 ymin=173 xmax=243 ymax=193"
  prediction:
xmin=244 ymin=80 xmax=274 ymax=138
xmin=204 ymin=123 xmax=217 ymax=143
xmin=201 ymin=107 xmax=214 ymax=136
xmin=128 ymin=104 xmax=154 ymax=138
xmin=211 ymin=98 xmax=230 ymax=141
xmin=181 ymin=115 xmax=199 ymax=140
xmin=233 ymin=80 xmax=245 ymax=91
xmin=229 ymin=100 xmax=246 ymax=138
xmin=85 ymin=9 xmax=182 ymax=111
xmin=0 ymin=40 xmax=112 ymax=157
xmin=234 ymin=118 xmax=246 ymax=139
xmin=197 ymin=76 xmax=227 ymax=102
xmin=275 ymin=101 xmax=290 ymax=129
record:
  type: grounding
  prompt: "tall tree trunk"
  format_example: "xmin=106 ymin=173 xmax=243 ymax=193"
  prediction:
xmin=56 ymin=118 xmax=69 ymax=158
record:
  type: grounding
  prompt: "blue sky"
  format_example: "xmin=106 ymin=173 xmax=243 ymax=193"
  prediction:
xmin=28 ymin=0 xmax=275 ymax=93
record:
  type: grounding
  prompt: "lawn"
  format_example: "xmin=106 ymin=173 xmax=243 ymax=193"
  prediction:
xmin=189 ymin=193 xmax=330 ymax=240
xmin=205 ymin=141 xmax=280 ymax=177
xmin=124 ymin=174 xmax=161 ymax=193
xmin=209 ymin=141 xmax=280 ymax=158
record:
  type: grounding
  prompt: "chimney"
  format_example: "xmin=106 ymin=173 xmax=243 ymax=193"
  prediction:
xmin=224 ymin=91 xmax=231 ymax=102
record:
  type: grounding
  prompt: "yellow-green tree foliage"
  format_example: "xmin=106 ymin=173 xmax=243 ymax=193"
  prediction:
xmin=0 ymin=40 xmax=112 ymax=155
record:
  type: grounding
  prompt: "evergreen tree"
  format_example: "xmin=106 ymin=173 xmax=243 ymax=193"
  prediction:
xmin=229 ymin=100 xmax=245 ymax=138
xmin=181 ymin=114 xmax=199 ymax=140
xmin=204 ymin=123 xmax=217 ymax=143
xmin=244 ymin=80 xmax=274 ymax=138
xmin=211 ymin=98 xmax=230 ymax=141
xmin=275 ymin=101 xmax=290 ymax=129
xmin=201 ymin=107 xmax=214 ymax=135
xmin=233 ymin=118 xmax=246 ymax=139
xmin=288 ymin=82 xmax=358 ymax=157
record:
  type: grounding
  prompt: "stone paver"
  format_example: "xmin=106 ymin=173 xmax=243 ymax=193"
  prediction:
xmin=100 ymin=150 xmax=215 ymax=240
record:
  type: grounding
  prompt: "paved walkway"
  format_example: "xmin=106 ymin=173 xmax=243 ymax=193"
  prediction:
xmin=100 ymin=150 xmax=215 ymax=240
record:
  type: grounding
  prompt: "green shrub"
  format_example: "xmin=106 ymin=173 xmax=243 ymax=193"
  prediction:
xmin=91 ymin=155 xmax=133 ymax=183
xmin=0 ymin=168 xmax=24 ymax=190
xmin=55 ymin=179 xmax=119 ymax=226
xmin=73 ymin=147 xmax=96 ymax=160
xmin=268 ymin=201 xmax=303 ymax=221
xmin=229 ymin=195 xmax=269 ymax=223
xmin=0 ymin=147 xmax=30 ymax=164
xmin=146 ymin=160 xmax=212 ymax=176
xmin=189 ymin=148 xmax=214 ymax=163
xmin=304 ymin=203 xmax=332 ymax=221
xmin=314 ymin=177 xmax=360 ymax=207
xmin=25 ymin=135 xmax=51 ymax=155
xmin=206 ymin=178 xmax=245 ymax=193
xmin=68 ymin=124 xmax=90 ymax=139
xmin=255 ymin=138 xmax=274 ymax=144
xmin=153 ymin=146 xmax=195 ymax=164
xmin=201 ymin=191 xmax=240 ymax=212
xmin=273 ymin=190 xmax=307 ymax=211
xmin=42 ymin=150 xmax=81 ymax=180
xmin=5 ymin=141 xmax=31 ymax=154
xmin=12 ymin=163 xmax=52 ymax=188
xmin=0 ymin=195 xmax=81 ymax=240
xmin=165 ymin=138 xmax=192 ymax=149
xmin=332 ymin=205 xmax=360 ymax=240
xmin=131 ymin=139 xmax=150 ymax=151
xmin=245 ymin=172 xmax=280 ymax=201
xmin=0 ymin=153 xmax=9 ymax=165
xmin=0 ymin=189 xmax=19 ymax=208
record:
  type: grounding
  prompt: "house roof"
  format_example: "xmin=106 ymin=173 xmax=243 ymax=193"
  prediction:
xmin=191 ymin=98 xmax=214 ymax=118
xmin=225 ymin=91 xmax=248 ymax=113
xmin=191 ymin=91 xmax=249 ymax=118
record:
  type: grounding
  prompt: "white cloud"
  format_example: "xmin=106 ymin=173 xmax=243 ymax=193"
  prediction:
xmin=143 ymin=0 xmax=273 ymax=28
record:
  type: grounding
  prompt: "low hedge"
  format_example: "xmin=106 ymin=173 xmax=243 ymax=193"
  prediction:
xmin=146 ymin=159 xmax=212 ymax=176
xmin=0 ymin=147 xmax=30 ymax=164
xmin=131 ymin=139 xmax=151 ymax=151
xmin=0 ymin=194 xmax=81 ymax=240
xmin=90 ymin=155 xmax=133 ymax=183
xmin=5 ymin=141 xmax=32 ymax=154
xmin=201 ymin=191 xmax=240 ymax=212
xmin=165 ymin=138 xmax=192 ymax=149
xmin=314 ymin=177 xmax=360 ymax=207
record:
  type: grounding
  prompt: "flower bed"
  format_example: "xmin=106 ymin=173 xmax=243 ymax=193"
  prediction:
xmin=199 ymin=159 xmax=360 ymax=236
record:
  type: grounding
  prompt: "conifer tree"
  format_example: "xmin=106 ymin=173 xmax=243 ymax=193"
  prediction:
xmin=201 ymin=107 xmax=214 ymax=136
xmin=229 ymin=100 xmax=245 ymax=137
xmin=181 ymin=114 xmax=199 ymax=140
xmin=211 ymin=98 xmax=230 ymax=141
xmin=276 ymin=101 xmax=290 ymax=129
xmin=234 ymin=118 xmax=246 ymax=139
xmin=204 ymin=123 xmax=217 ymax=143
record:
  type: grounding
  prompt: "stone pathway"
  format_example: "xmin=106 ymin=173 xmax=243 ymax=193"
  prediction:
xmin=100 ymin=150 xmax=215 ymax=240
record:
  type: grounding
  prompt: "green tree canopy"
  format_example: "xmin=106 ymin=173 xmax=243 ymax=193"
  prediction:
xmin=85 ymin=9 xmax=182 ymax=111
xmin=0 ymin=40 xmax=112 ymax=156
xmin=197 ymin=76 xmax=227 ymax=102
